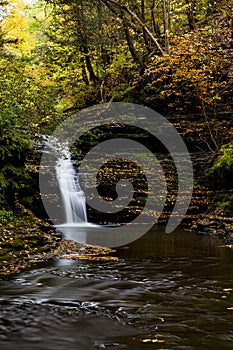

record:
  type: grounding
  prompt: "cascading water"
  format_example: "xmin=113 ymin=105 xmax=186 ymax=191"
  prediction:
xmin=43 ymin=137 xmax=88 ymax=225
xmin=55 ymin=145 xmax=87 ymax=224
xmin=40 ymin=136 xmax=117 ymax=247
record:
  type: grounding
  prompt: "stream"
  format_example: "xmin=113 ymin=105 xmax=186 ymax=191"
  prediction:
xmin=0 ymin=227 xmax=233 ymax=350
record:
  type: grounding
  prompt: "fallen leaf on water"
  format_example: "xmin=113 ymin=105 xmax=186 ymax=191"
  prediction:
xmin=141 ymin=338 xmax=165 ymax=343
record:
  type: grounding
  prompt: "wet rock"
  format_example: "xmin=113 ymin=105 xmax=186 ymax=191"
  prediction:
xmin=209 ymin=221 xmax=220 ymax=227
xmin=193 ymin=219 xmax=212 ymax=234
xmin=39 ymin=224 xmax=55 ymax=233
xmin=216 ymin=229 xmax=226 ymax=239
xmin=191 ymin=217 xmax=233 ymax=244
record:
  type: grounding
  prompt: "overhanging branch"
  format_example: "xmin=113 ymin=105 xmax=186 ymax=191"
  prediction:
xmin=101 ymin=0 xmax=164 ymax=55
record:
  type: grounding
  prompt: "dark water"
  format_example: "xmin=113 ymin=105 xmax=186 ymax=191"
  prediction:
xmin=0 ymin=227 xmax=233 ymax=350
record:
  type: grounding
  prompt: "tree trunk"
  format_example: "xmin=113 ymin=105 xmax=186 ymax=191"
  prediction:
xmin=141 ymin=0 xmax=152 ymax=53
xmin=163 ymin=0 xmax=170 ymax=54
xmin=101 ymin=0 xmax=164 ymax=55
xmin=185 ymin=0 xmax=197 ymax=31
xmin=73 ymin=4 xmax=99 ymax=83
xmin=80 ymin=56 xmax=89 ymax=85
xmin=82 ymin=43 xmax=99 ymax=83
xmin=121 ymin=11 xmax=145 ymax=70
xmin=151 ymin=0 xmax=161 ymax=37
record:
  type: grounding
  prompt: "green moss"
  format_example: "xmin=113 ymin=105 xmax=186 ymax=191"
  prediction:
xmin=209 ymin=142 xmax=233 ymax=189
xmin=210 ymin=192 xmax=233 ymax=216
xmin=211 ymin=142 xmax=233 ymax=171
xmin=0 ymin=209 xmax=15 ymax=224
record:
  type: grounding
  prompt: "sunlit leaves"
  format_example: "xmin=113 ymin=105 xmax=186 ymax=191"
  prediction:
xmin=1 ymin=0 xmax=36 ymax=55
xmin=144 ymin=17 xmax=233 ymax=114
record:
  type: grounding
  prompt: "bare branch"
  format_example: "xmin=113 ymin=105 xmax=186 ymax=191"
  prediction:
xmin=101 ymin=0 xmax=164 ymax=55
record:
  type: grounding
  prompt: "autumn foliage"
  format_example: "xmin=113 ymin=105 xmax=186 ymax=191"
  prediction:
xmin=142 ymin=11 xmax=233 ymax=115
xmin=0 ymin=0 xmax=232 ymax=210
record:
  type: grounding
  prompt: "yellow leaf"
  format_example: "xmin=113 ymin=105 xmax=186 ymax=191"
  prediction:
xmin=141 ymin=338 xmax=165 ymax=343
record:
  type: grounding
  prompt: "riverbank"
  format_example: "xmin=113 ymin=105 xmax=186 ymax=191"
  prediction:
xmin=1 ymin=114 xmax=232 ymax=277
xmin=191 ymin=215 xmax=233 ymax=245
xmin=0 ymin=205 xmax=116 ymax=277
xmin=1 ymin=203 xmax=232 ymax=277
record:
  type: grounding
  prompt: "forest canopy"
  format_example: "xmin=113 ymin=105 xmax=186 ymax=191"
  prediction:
xmin=0 ymin=0 xmax=232 ymax=208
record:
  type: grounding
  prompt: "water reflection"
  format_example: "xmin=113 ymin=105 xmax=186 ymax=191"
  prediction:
xmin=117 ymin=226 xmax=227 ymax=259
xmin=0 ymin=227 xmax=233 ymax=350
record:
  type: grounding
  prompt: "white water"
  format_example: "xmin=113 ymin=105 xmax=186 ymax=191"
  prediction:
xmin=41 ymin=137 xmax=102 ymax=245
xmin=55 ymin=146 xmax=87 ymax=223
xmin=44 ymin=138 xmax=88 ymax=224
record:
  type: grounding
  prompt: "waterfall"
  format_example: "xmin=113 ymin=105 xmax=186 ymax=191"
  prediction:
xmin=44 ymin=137 xmax=88 ymax=224
xmin=55 ymin=146 xmax=87 ymax=224
xmin=40 ymin=136 xmax=130 ymax=247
